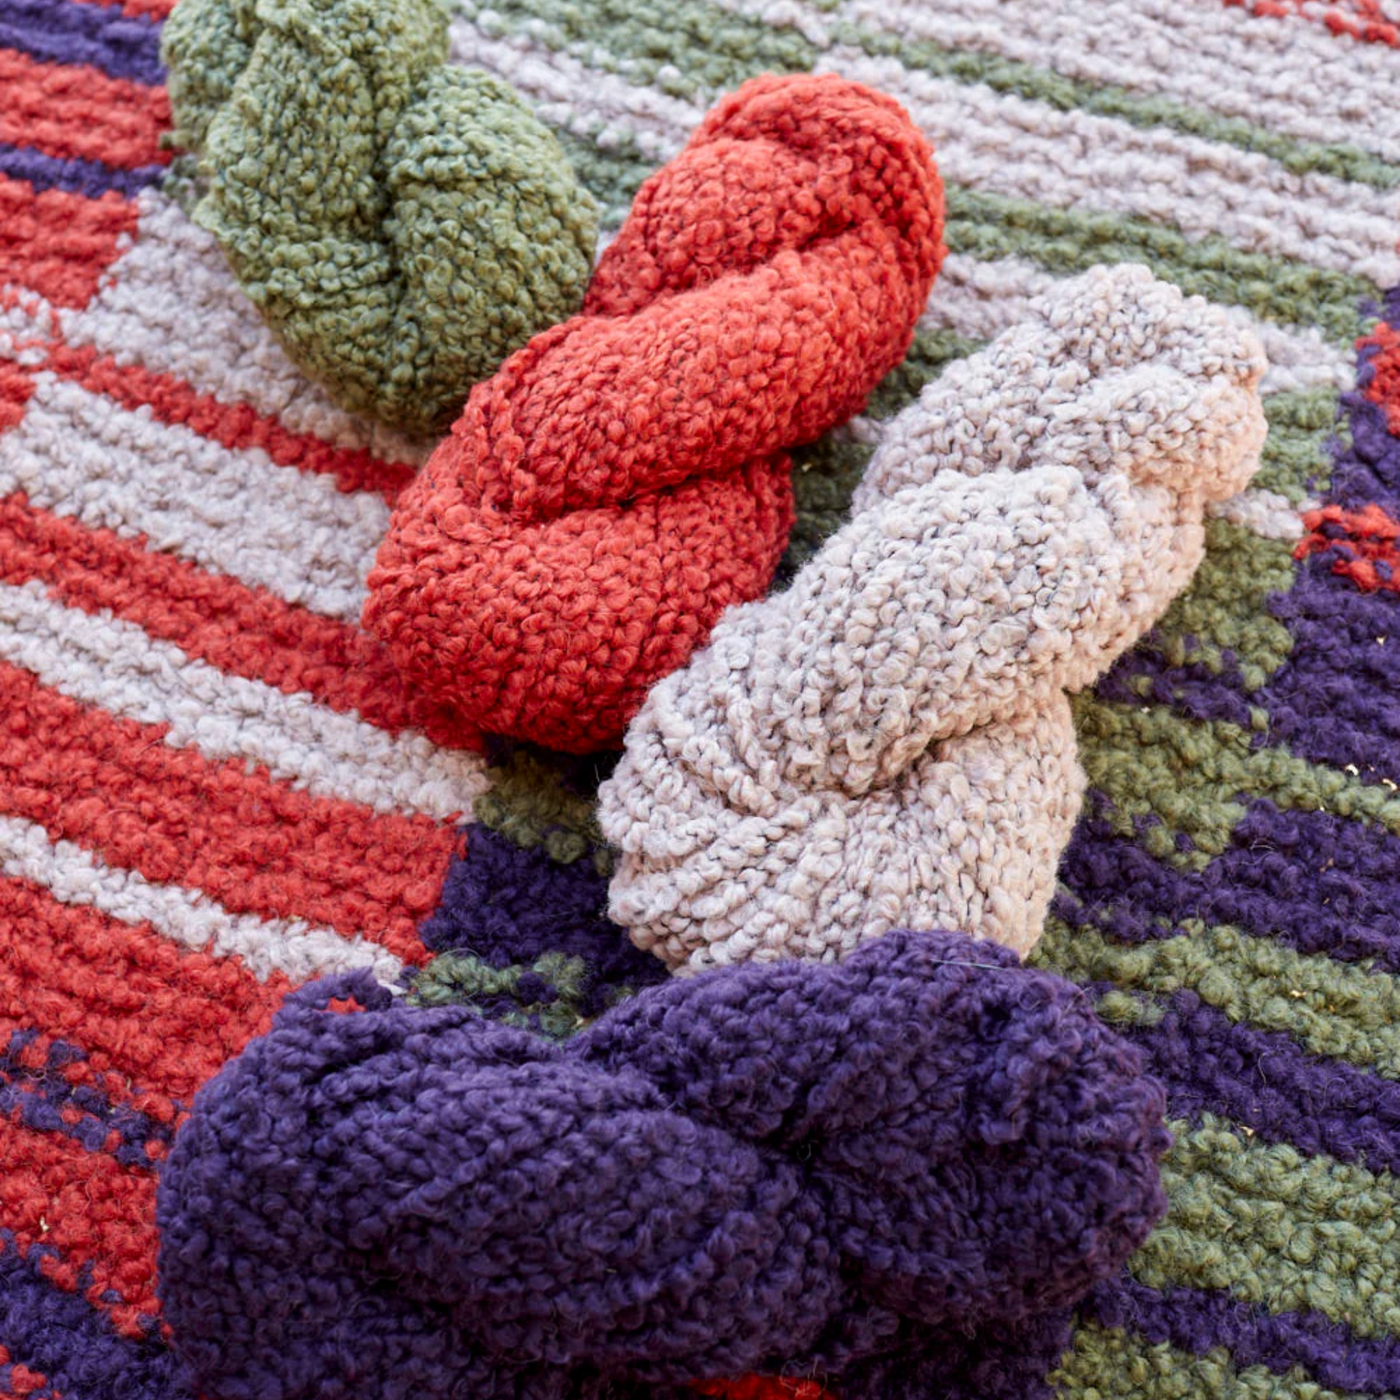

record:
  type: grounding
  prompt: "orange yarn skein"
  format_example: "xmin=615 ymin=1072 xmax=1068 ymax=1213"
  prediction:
xmin=364 ymin=72 xmax=945 ymax=752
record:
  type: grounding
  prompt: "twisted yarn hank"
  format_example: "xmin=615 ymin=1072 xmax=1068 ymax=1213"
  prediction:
xmin=155 ymin=928 xmax=1169 ymax=1398
xmin=160 ymin=0 xmax=598 ymax=434
xmin=363 ymin=72 xmax=946 ymax=752
xmin=598 ymin=264 xmax=1268 ymax=973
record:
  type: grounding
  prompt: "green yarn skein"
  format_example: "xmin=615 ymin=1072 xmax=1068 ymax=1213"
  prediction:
xmin=160 ymin=0 xmax=599 ymax=435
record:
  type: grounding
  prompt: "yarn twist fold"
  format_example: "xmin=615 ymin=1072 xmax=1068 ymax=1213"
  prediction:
xmin=363 ymin=73 xmax=946 ymax=752
xmin=160 ymin=0 xmax=598 ymax=434
xmin=598 ymin=264 xmax=1268 ymax=972
xmin=156 ymin=929 xmax=1168 ymax=1398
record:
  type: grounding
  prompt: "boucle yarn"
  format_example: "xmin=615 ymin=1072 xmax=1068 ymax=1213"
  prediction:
xmin=363 ymin=72 xmax=946 ymax=752
xmin=599 ymin=264 xmax=1268 ymax=973
xmin=155 ymin=928 xmax=1169 ymax=1398
xmin=160 ymin=0 xmax=597 ymax=434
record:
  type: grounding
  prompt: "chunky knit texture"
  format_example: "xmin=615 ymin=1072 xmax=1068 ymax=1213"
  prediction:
xmin=156 ymin=929 xmax=1169 ymax=1398
xmin=363 ymin=72 xmax=946 ymax=751
xmin=4 ymin=1 xmax=1400 ymax=1398
xmin=160 ymin=0 xmax=598 ymax=434
xmin=600 ymin=265 xmax=1267 ymax=972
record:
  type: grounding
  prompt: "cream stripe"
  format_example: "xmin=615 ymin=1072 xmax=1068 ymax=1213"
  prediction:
xmin=811 ymin=0 xmax=1400 ymax=163
xmin=0 ymin=580 xmax=489 ymax=821
xmin=0 ymin=373 xmax=386 ymax=622
xmin=819 ymin=46 xmax=1400 ymax=286
xmin=448 ymin=28 xmax=1357 ymax=396
xmin=57 ymin=192 xmax=435 ymax=470
xmin=0 ymin=811 xmax=403 ymax=984
xmin=925 ymin=254 xmax=1356 ymax=396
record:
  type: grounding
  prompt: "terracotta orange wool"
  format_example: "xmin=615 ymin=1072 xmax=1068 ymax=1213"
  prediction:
xmin=364 ymin=73 xmax=945 ymax=752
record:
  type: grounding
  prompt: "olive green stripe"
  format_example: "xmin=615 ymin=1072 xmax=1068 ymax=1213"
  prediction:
xmin=460 ymin=0 xmax=1400 ymax=191
xmin=557 ymin=119 xmax=1372 ymax=347
xmin=841 ymin=21 xmax=1400 ymax=193
xmin=1256 ymin=390 xmax=1341 ymax=503
xmin=462 ymin=0 xmax=1380 ymax=343
xmin=1134 ymin=1115 xmax=1400 ymax=1342
xmin=1072 ymin=699 xmax=1400 ymax=868
xmin=946 ymin=188 xmax=1374 ymax=346
xmin=1053 ymin=1321 xmax=1368 ymax=1400
xmin=1032 ymin=916 xmax=1400 ymax=1080
xmin=1130 ymin=521 xmax=1295 ymax=691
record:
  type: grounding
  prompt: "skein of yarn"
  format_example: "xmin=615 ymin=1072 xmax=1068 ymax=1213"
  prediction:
xmin=363 ymin=73 xmax=946 ymax=752
xmin=155 ymin=929 xmax=1169 ymax=1398
xmin=598 ymin=264 xmax=1268 ymax=973
xmin=160 ymin=0 xmax=598 ymax=434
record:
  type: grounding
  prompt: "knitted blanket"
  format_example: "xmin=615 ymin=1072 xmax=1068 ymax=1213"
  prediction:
xmin=2 ymin=0 xmax=1399 ymax=1397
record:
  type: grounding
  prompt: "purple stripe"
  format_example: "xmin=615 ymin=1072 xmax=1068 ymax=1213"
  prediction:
xmin=1058 ymin=800 xmax=1400 ymax=971
xmin=1115 ymin=989 xmax=1400 ymax=1173
xmin=0 ymin=1031 xmax=173 ymax=1171
xmin=1256 ymin=552 xmax=1400 ymax=777
xmin=1095 ymin=644 xmax=1258 ymax=727
xmin=0 ymin=0 xmax=163 ymax=85
xmin=0 ymin=141 xmax=164 ymax=198
xmin=0 ymin=1243 xmax=187 ymax=1400
xmin=420 ymin=823 xmax=668 ymax=1012
xmin=1089 ymin=1274 xmax=1400 ymax=1396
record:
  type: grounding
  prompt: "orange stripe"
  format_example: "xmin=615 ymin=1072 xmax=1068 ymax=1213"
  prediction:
xmin=1360 ymin=320 xmax=1400 ymax=434
xmin=0 ymin=1114 xmax=158 ymax=1337
xmin=0 ymin=50 xmax=170 ymax=169
xmin=1297 ymin=503 xmax=1400 ymax=591
xmin=0 ymin=177 xmax=136 ymax=309
xmin=1225 ymin=0 xmax=1400 ymax=44
xmin=0 ymin=492 xmax=484 ymax=750
xmin=0 ymin=663 xmax=457 ymax=958
xmin=68 ymin=0 xmax=174 ymax=19
xmin=46 ymin=344 xmax=418 ymax=500
xmin=0 ymin=875 xmax=291 ymax=1108
xmin=0 ymin=1348 xmax=53 ymax=1399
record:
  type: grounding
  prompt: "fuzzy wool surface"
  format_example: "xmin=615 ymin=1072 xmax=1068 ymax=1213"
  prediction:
xmin=161 ymin=0 xmax=598 ymax=434
xmin=3 ymin=1 xmax=1400 ymax=1399
xmin=364 ymin=71 xmax=945 ymax=751
xmin=600 ymin=265 xmax=1267 ymax=971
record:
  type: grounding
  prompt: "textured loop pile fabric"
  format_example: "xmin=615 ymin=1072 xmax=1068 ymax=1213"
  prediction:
xmin=599 ymin=265 xmax=1268 ymax=972
xmin=155 ymin=930 xmax=1169 ymax=1399
xmin=363 ymin=72 xmax=947 ymax=752
xmin=161 ymin=0 xmax=599 ymax=434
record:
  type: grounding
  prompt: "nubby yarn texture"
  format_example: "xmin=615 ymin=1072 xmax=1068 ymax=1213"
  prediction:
xmin=4 ymin=0 xmax=1400 ymax=1397
xmin=161 ymin=0 xmax=598 ymax=434
xmin=156 ymin=930 xmax=1169 ymax=1399
xmin=600 ymin=265 xmax=1267 ymax=972
xmin=364 ymin=72 xmax=946 ymax=751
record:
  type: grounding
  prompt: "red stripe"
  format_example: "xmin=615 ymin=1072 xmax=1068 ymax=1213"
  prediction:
xmin=0 ymin=1349 xmax=53 ymax=1399
xmin=0 ymin=50 xmax=171 ymax=169
xmin=1360 ymin=320 xmax=1400 ymax=434
xmin=0 ymin=362 xmax=34 ymax=434
xmin=1297 ymin=503 xmax=1400 ymax=591
xmin=1224 ymin=0 xmax=1400 ymax=44
xmin=45 ymin=344 xmax=418 ymax=500
xmin=0 ymin=875 xmax=291 ymax=1109
xmin=69 ymin=0 xmax=175 ymax=18
xmin=0 ymin=663 xmax=457 ymax=958
xmin=0 ymin=492 xmax=484 ymax=750
xmin=0 ymin=177 xmax=136 ymax=309
xmin=0 ymin=1114 xmax=158 ymax=1336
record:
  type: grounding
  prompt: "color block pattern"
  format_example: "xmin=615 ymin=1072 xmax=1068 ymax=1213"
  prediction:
xmin=1 ymin=0 xmax=1399 ymax=1395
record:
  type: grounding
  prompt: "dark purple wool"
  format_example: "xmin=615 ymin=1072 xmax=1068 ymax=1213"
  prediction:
xmin=156 ymin=929 xmax=1169 ymax=1399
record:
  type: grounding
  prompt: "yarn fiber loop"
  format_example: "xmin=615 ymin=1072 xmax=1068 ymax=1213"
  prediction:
xmin=160 ymin=0 xmax=598 ymax=434
xmin=599 ymin=264 xmax=1268 ymax=972
xmin=363 ymin=73 xmax=947 ymax=752
xmin=156 ymin=930 xmax=1168 ymax=1398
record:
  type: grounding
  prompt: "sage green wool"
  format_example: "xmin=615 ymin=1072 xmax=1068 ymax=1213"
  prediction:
xmin=160 ymin=0 xmax=598 ymax=434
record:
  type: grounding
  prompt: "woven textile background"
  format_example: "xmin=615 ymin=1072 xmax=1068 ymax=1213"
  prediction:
xmin=2 ymin=0 xmax=1400 ymax=1395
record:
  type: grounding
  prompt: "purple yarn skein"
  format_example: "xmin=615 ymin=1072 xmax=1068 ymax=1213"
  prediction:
xmin=156 ymin=929 xmax=1169 ymax=1399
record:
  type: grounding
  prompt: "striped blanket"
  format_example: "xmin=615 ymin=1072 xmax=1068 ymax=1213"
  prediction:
xmin=1 ymin=0 xmax=1399 ymax=1395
